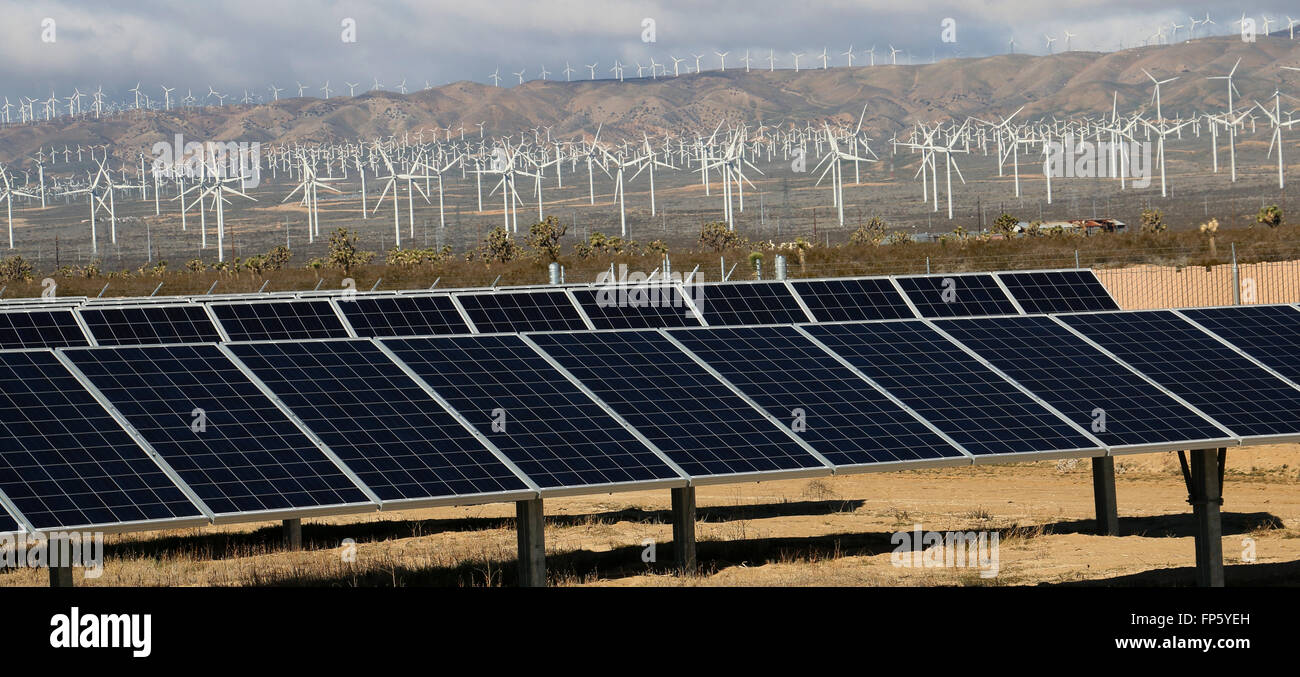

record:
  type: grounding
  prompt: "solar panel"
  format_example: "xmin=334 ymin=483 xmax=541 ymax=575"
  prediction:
xmin=383 ymin=335 xmax=684 ymax=489
xmin=997 ymin=270 xmax=1120 ymax=313
xmin=79 ymin=305 xmax=222 ymax=345
xmin=0 ymin=310 xmax=89 ymax=349
xmin=934 ymin=316 xmax=1230 ymax=449
xmin=569 ymin=285 xmax=702 ymax=329
xmin=63 ymin=344 xmax=372 ymax=518
xmin=1178 ymin=306 xmax=1300 ymax=383
xmin=804 ymin=321 xmax=1100 ymax=457
xmin=0 ymin=351 xmax=204 ymax=530
xmin=667 ymin=325 xmax=967 ymax=467
xmin=337 ymin=294 xmax=471 ymax=337
xmin=789 ymin=278 xmax=916 ymax=322
xmin=1058 ymin=311 xmax=1300 ymax=439
xmin=528 ymin=331 xmax=828 ymax=479
xmin=0 ymin=507 xmax=19 ymax=533
xmin=227 ymin=340 xmax=531 ymax=504
xmin=895 ymin=274 xmax=1021 ymax=317
xmin=455 ymin=290 xmax=588 ymax=333
xmin=211 ymin=300 xmax=350 ymax=341
xmin=696 ymin=281 xmax=810 ymax=326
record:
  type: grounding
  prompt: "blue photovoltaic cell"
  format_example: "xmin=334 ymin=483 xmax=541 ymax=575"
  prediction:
xmin=227 ymin=340 xmax=528 ymax=501
xmin=935 ymin=316 xmax=1227 ymax=448
xmin=384 ymin=335 xmax=682 ymax=488
xmin=668 ymin=325 xmax=965 ymax=466
xmin=80 ymin=305 xmax=222 ymax=346
xmin=789 ymin=278 xmax=915 ymax=322
xmin=895 ymin=274 xmax=1020 ymax=317
xmin=456 ymin=291 xmax=588 ymax=333
xmin=529 ymin=331 xmax=826 ymax=478
xmin=0 ymin=351 xmax=202 ymax=530
xmin=0 ymin=507 xmax=18 ymax=533
xmin=1179 ymin=305 xmax=1300 ymax=383
xmin=338 ymin=295 xmax=471 ymax=337
xmin=804 ymin=321 xmax=1099 ymax=457
xmin=0 ymin=310 xmax=89 ymax=349
xmin=1058 ymin=311 xmax=1300 ymax=438
xmin=64 ymin=344 xmax=370 ymax=516
xmin=695 ymin=282 xmax=806 ymax=326
xmin=697 ymin=282 xmax=810 ymax=326
xmin=997 ymin=270 xmax=1120 ymax=314
xmin=570 ymin=285 xmax=702 ymax=329
xmin=211 ymin=300 xmax=350 ymax=341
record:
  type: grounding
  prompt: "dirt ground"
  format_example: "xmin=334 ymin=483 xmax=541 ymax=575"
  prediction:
xmin=2 ymin=444 xmax=1295 ymax=587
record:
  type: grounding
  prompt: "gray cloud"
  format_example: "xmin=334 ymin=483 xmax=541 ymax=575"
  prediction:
xmin=1 ymin=2 xmax=1295 ymax=103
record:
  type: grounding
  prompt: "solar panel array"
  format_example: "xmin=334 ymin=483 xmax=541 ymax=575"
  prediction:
xmin=933 ymin=316 xmax=1230 ymax=450
xmin=789 ymin=278 xmax=915 ymax=322
xmin=668 ymin=325 xmax=967 ymax=468
xmin=456 ymin=290 xmax=588 ymax=333
xmin=1058 ymin=311 xmax=1300 ymax=440
xmin=997 ymin=270 xmax=1120 ymax=313
xmin=696 ymin=281 xmax=811 ymax=326
xmin=227 ymin=340 xmax=532 ymax=505
xmin=211 ymin=300 xmax=351 ymax=341
xmin=338 ymin=295 xmax=471 ymax=337
xmin=80 ymin=305 xmax=222 ymax=346
xmin=7 ymin=270 xmax=1300 ymax=538
xmin=63 ymin=344 xmax=372 ymax=519
xmin=1178 ymin=305 xmax=1300 ymax=383
xmin=0 ymin=310 xmax=89 ymax=349
xmin=895 ymin=274 xmax=1021 ymax=317
xmin=804 ymin=321 xmax=1101 ymax=458
xmin=0 ymin=351 xmax=203 ymax=531
xmin=569 ymin=285 xmax=703 ymax=329
xmin=384 ymin=335 xmax=683 ymax=489
xmin=527 ymin=330 xmax=827 ymax=479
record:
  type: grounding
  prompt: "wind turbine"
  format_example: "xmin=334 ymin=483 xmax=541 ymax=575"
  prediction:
xmin=0 ymin=165 xmax=37 ymax=248
xmin=1044 ymin=34 xmax=1056 ymax=54
xmin=715 ymin=51 xmax=729 ymax=70
xmin=791 ymin=52 xmax=804 ymax=72
xmin=1208 ymin=59 xmax=1242 ymax=181
xmin=889 ymin=45 xmax=901 ymax=64
xmin=282 ymin=155 xmax=341 ymax=243
xmin=489 ymin=69 xmax=501 ymax=86
xmin=1064 ymin=31 xmax=1076 ymax=51
xmin=843 ymin=45 xmax=856 ymax=66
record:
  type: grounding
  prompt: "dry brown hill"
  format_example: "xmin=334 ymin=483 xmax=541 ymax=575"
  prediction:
xmin=2 ymin=35 xmax=1299 ymax=164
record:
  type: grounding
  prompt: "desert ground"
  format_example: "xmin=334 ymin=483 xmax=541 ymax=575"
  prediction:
xmin=2 ymin=444 xmax=1296 ymax=587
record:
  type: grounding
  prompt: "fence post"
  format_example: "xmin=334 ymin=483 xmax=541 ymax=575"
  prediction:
xmin=1231 ymin=243 xmax=1240 ymax=306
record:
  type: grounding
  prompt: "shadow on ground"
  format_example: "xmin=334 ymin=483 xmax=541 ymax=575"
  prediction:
xmin=70 ymin=505 xmax=1288 ymax=587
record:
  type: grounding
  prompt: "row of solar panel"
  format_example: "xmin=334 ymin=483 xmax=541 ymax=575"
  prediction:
xmin=2 ymin=303 xmax=1298 ymax=537
xmin=0 ymin=270 xmax=1119 ymax=348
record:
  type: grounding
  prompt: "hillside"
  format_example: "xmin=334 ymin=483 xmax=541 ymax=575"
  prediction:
xmin=2 ymin=35 xmax=1299 ymax=165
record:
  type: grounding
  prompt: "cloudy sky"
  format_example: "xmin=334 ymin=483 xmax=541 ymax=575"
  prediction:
xmin=0 ymin=1 xmax=1295 ymax=103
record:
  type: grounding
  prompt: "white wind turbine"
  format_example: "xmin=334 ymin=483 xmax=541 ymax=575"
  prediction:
xmin=1208 ymin=59 xmax=1242 ymax=181
xmin=889 ymin=45 xmax=901 ymax=64
xmin=715 ymin=51 xmax=729 ymax=70
xmin=814 ymin=118 xmax=876 ymax=225
xmin=843 ymin=45 xmax=855 ymax=66
xmin=587 ymin=63 xmax=598 ymax=79
xmin=282 ymin=155 xmax=341 ymax=243
xmin=1044 ymin=34 xmax=1056 ymax=54
xmin=791 ymin=52 xmax=804 ymax=72
xmin=1064 ymin=31 xmax=1076 ymax=51
xmin=345 ymin=82 xmax=359 ymax=96
xmin=490 ymin=69 xmax=501 ymax=86
xmin=0 ymin=165 xmax=37 ymax=248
